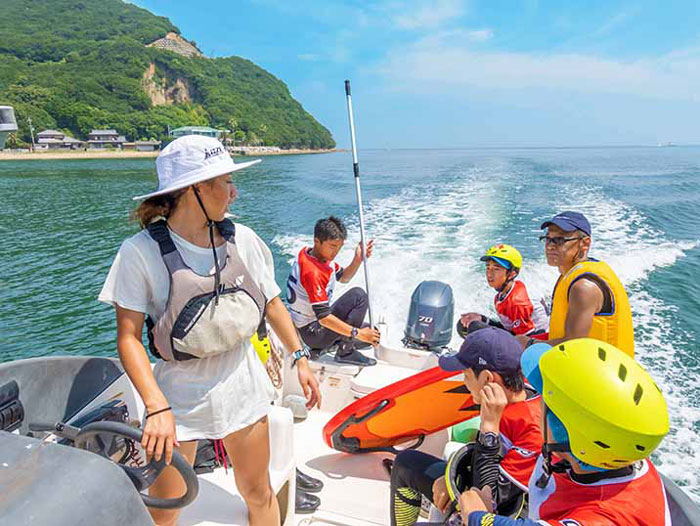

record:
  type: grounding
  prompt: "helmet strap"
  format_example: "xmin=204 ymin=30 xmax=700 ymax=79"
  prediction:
xmin=497 ymin=269 xmax=519 ymax=295
xmin=536 ymin=408 xmax=572 ymax=488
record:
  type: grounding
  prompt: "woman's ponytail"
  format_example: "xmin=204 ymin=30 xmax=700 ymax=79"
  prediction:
xmin=131 ymin=190 xmax=185 ymax=229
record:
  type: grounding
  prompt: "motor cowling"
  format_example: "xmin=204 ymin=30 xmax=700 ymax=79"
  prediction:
xmin=403 ymin=281 xmax=454 ymax=351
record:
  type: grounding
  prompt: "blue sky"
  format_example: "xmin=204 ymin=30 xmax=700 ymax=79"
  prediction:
xmin=132 ymin=0 xmax=700 ymax=148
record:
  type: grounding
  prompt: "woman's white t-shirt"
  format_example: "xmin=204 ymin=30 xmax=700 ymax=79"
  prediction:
xmin=99 ymin=223 xmax=280 ymax=441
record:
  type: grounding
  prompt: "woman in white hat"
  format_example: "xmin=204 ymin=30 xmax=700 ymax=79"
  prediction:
xmin=99 ymin=135 xmax=321 ymax=526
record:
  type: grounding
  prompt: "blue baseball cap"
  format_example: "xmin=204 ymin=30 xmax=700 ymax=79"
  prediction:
xmin=520 ymin=342 xmax=553 ymax=393
xmin=479 ymin=255 xmax=513 ymax=270
xmin=540 ymin=211 xmax=591 ymax=237
xmin=439 ymin=327 xmax=523 ymax=375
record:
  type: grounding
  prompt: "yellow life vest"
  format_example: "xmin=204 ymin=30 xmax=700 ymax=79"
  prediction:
xmin=549 ymin=259 xmax=634 ymax=357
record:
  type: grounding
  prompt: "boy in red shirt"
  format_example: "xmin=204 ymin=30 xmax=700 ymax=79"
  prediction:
xmin=458 ymin=244 xmax=548 ymax=338
xmin=287 ymin=216 xmax=380 ymax=366
xmin=389 ymin=327 xmax=542 ymax=525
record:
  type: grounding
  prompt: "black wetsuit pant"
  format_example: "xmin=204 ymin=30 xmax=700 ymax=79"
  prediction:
xmin=390 ymin=450 xmax=446 ymax=526
xmin=298 ymin=287 xmax=368 ymax=355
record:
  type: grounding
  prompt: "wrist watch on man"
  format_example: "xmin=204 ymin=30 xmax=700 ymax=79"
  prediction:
xmin=292 ymin=348 xmax=311 ymax=368
xmin=350 ymin=327 xmax=359 ymax=339
xmin=478 ymin=431 xmax=499 ymax=449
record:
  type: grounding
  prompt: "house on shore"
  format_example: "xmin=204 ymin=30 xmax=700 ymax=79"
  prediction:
xmin=171 ymin=126 xmax=227 ymax=140
xmin=35 ymin=130 xmax=84 ymax=150
xmin=123 ymin=140 xmax=161 ymax=152
xmin=88 ymin=129 xmax=126 ymax=149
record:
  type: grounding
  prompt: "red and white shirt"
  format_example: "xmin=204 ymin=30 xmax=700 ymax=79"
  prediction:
xmin=528 ymin=456 xmax=671 ymax=525
xmin=287 ymin=247 xmax=343 ymax=327
xmin=498 ymin=393 xmax=543 ymax=489
xmin=495 ymin=280 xmax=549 ymax=336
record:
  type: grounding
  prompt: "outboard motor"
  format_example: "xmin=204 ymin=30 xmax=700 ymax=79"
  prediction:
xmin=403 ymin=281 xmax=454 ymax=351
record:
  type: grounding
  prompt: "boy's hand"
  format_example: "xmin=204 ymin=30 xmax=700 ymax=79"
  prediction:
xmin=354 ymin=239 xmax=374 ymax=262
xmin=460 ymin=313 xmax=482 ymax=327
xmin=479 ymin=383 xmax=508 ymax=433
xmin=432 ymin=475 xmax=451 ymax=513
xmin=459 ymin=486 xmax=493 ymax=522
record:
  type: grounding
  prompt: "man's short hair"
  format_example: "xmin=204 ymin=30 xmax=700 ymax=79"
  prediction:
xmin=314 ymin=216 xmax=347 ymax=242
xmin=472 ymin=364 xmax=525 ymax=392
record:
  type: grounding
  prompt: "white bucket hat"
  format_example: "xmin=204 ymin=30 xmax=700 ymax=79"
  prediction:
xmin=133 ymin=135 xmax=261 ymax=200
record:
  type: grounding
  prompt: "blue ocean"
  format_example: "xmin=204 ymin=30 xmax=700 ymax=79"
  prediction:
xmin=1 ymin=147 xmax=698 ymax=498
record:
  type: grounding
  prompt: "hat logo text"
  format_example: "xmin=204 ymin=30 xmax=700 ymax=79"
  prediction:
xmin=203 ymin=146 xmax=224 ymax=160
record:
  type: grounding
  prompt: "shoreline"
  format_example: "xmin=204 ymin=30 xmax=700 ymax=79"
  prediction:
xmin=0 ymin=148 xmax=341 ymax=161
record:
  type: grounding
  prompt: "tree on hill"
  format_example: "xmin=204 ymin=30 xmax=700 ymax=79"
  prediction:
xmin=0 ymin=0 xmax=335 ymax=149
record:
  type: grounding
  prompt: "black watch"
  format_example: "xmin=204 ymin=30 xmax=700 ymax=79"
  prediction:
xmin=350 ymin=327 xmax=359 ymax=339
xmin=478 ymin=431 xmax=499 ymax=449
xmin=291 ymin=348 xmax=311 ymax=368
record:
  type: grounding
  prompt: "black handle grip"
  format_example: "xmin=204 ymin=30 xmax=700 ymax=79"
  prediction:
xmin=345 ymin=79 xmax=351 ymax=96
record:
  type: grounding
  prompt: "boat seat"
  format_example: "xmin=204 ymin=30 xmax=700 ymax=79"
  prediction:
xmin=350 ymin=363 xmax=419 ymax=398
xmin=179 ymin=405 xmax=296 ymax=526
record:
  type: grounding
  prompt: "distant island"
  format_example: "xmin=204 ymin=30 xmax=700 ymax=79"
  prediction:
xmin=0 ymin=0 xmax=335 ymax=150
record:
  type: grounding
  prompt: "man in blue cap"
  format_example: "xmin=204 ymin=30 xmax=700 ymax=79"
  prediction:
xmin=519 ymin=211 xmax=634 ymax=357
xmin=388 ymin=327 xmax=542 ymax=526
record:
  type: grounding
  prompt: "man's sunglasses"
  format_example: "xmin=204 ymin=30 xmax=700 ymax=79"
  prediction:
xmin=538 ymin=235 xmax=584 ymax=247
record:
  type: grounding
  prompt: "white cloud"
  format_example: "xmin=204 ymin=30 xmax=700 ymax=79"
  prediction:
xmin=466 ymin=29 xmax=493 ymax=42
xmin=297 ymin=53 xmax=320 ymax=61
xmin=377 ymin=34 xmax=700 ymax=101
xmin=394 ymin=0 xmax=465 ymax=30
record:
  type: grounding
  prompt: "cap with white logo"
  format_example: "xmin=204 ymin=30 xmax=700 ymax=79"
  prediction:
xmin=438 ymin=326 xmax=523 ymax=375
xmin=133 ymin=135 xmax=261 ymax=201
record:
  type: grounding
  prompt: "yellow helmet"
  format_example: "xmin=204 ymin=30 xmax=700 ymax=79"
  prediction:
xmin=480 ymin=244 xmax=522 ymax=271
xmin=537 ymin=339 xmax=669 ymax=469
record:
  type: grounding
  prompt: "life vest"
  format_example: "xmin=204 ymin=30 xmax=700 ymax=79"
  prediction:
xmin=145 ymin=219 xmax=267 ymax=361
xmin=549 ymin=259 xmax=634 ymax=357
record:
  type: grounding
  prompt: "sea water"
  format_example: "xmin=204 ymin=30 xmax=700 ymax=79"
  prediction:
xmin=1 ymin=147 xmax=698 ymax=499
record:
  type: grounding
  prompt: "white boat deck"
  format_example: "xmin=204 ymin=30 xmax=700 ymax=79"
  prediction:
xmin=293 ymin=409 xmax=452 ymax=525
xmin=294 ymin=410 xmax=392 ymax=525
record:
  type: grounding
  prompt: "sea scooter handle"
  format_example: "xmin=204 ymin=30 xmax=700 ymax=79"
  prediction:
xmin=74 ymin=420 xmax=199 ymax=509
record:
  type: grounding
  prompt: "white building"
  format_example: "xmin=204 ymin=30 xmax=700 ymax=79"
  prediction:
xmin=35 ymin=130 xmax=84 ymax=150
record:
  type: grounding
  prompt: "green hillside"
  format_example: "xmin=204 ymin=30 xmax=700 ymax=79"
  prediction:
xmin=0 ymin=0 xmax=335 ymax=149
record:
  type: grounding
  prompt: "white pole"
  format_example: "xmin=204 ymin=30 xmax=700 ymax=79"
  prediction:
xmin=344 ymin=80 xmax=374 ymax=328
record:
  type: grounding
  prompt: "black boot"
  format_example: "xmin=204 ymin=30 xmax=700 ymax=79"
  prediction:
xmin=296 ymin=468 xmax=324 ymax=493
xmin=295 ymin=489 xmax=321 ymax=514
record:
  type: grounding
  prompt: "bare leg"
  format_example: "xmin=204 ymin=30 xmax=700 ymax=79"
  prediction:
xmin=222 ymin=416 xmax=280 ymax=526
xmin=147 ymin=440 xmax=198 ymax=526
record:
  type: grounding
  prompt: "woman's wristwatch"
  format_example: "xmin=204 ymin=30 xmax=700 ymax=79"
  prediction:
xmin=350 ymin=327 xmax=359 ymax=339
xmin=292 ymin=348 xmax=311 ymax=368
